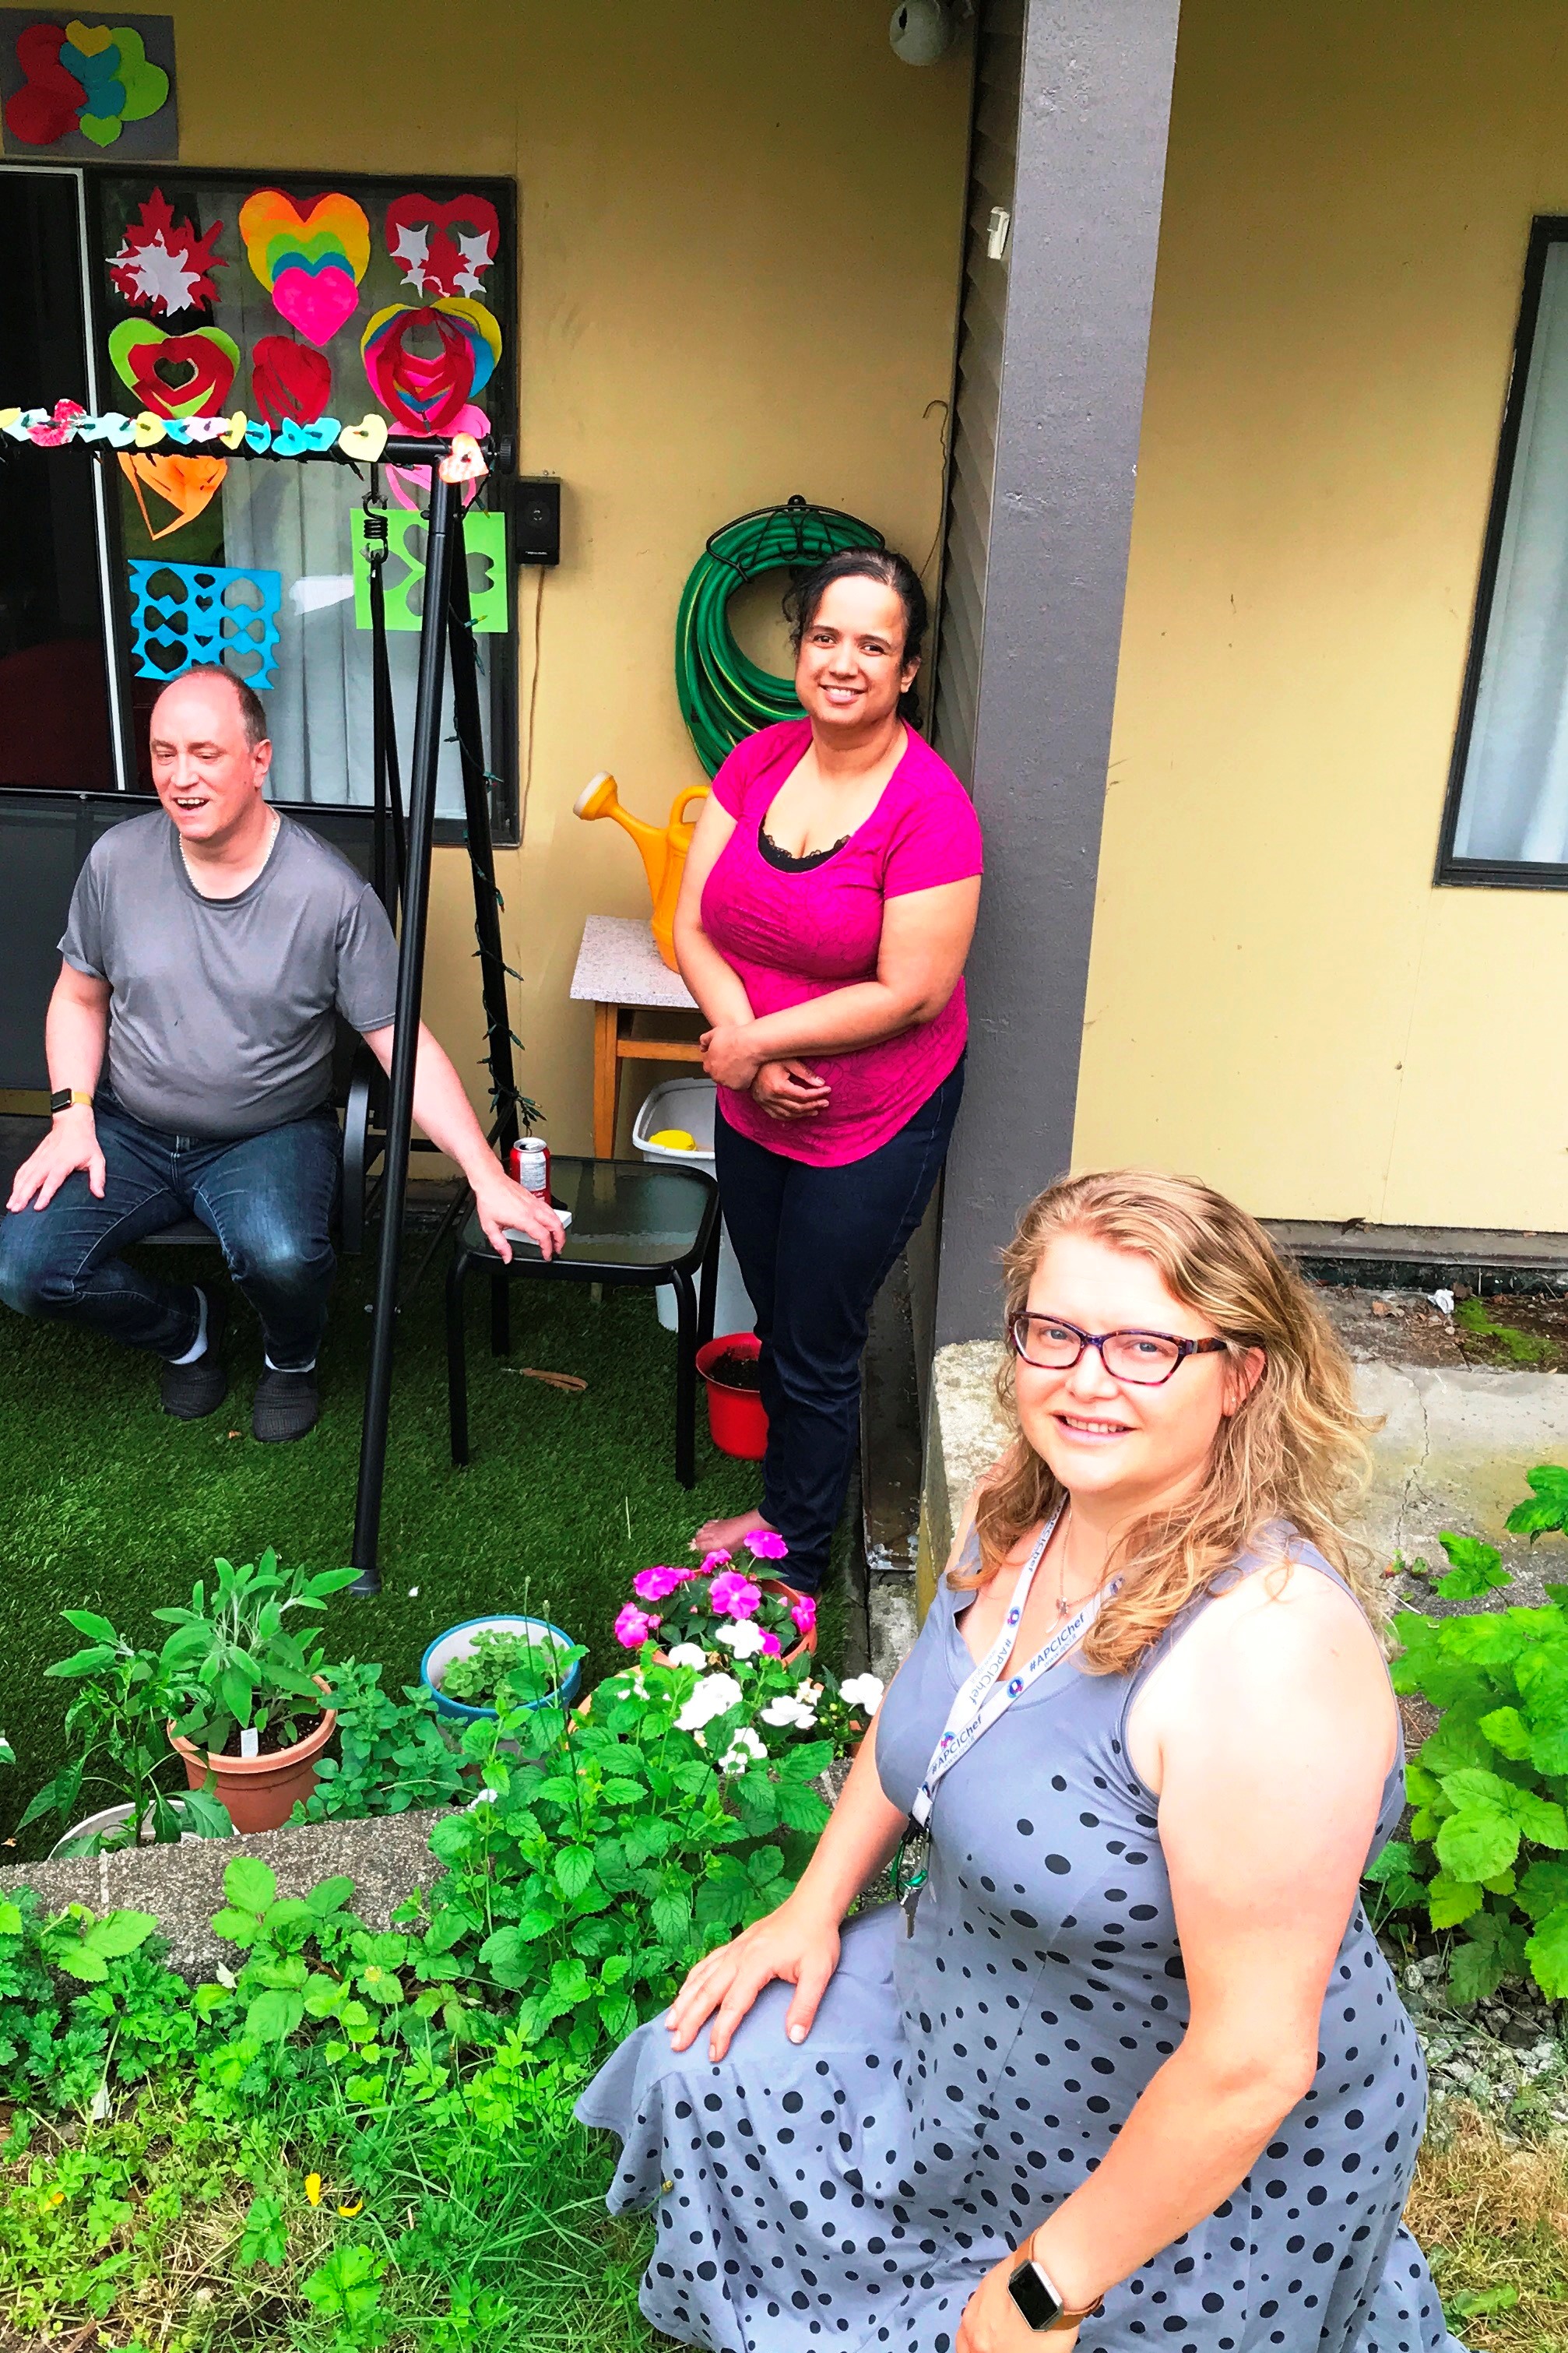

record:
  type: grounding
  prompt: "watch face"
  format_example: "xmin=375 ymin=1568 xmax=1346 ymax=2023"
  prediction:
xmin=1007 ymin=2260 xmax=1064 ymax=2331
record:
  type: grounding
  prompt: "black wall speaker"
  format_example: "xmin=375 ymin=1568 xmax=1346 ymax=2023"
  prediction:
xmin=514 ymin=477 xmax=561 ymax=567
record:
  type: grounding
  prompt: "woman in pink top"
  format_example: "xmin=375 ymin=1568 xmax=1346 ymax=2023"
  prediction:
xmin=673 ymin=548 xmax=983 ymax=1590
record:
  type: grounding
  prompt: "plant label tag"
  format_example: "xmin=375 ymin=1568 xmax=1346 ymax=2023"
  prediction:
xmin=239 ymin=1727 xmax=260 ymax=1760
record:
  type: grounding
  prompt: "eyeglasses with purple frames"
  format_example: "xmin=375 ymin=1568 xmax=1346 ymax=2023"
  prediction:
xmin=1008 ymin=1311 xmax=1229 ymax=1388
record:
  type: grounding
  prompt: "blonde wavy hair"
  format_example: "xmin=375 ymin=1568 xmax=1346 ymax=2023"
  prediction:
xmin=955 ymin=1169 xmax=1380 ymax=1673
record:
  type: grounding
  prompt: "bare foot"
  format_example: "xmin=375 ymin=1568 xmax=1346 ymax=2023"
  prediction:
xmin=691 ymin=1507 xmax=776 ymax=1556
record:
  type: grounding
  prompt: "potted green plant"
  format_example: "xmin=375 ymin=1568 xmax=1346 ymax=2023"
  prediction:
xmin=158 ymin=1550 xmax=360 ymax=1834
xmin=617 ymin=1532 xmax=817 ymax=1665
xmin=16 ymin=1612 xmax=231 ymax=1858
xmin=420 ymin=1616 xmax=582 ymax=1725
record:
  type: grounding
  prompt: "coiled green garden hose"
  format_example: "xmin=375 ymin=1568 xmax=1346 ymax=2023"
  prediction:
xmin=675 ymin=494 xmax=884 ymax=776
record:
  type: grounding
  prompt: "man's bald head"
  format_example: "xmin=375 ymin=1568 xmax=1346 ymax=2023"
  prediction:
xmin=149 ymin=666 xmax=274 ymax=853
xmin=153 ymin=663 xmax=269 ymax=751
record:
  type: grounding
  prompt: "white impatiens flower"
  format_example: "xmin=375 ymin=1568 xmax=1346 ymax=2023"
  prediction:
xmin=677 ymin=1671 xmax=744 ymax=1732
xmin=839 ymin=1674 xmax=886 ymax=1713
xmin=714 ymin=1617 xmax=766 ymax=1658
xmin=760 ymin=1692 xmax=817 ymax=1729
xmin=719 ymin=1725 xmax=768 ymax=1775
xmin=664 ymin=1642 xmax=708 ymax=1670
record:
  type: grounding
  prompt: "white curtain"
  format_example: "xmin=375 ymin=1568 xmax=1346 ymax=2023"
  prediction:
xmin=1454 ymin=243 xmax=1568 ymax=864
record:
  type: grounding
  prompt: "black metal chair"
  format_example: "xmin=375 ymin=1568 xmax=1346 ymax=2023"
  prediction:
xmin=445 ymin=1155 xmax=720 ymax=1487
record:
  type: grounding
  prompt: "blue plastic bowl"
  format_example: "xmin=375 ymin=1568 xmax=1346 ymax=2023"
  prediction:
xmin=420 ymin=1614 xmax=581 ymax=1724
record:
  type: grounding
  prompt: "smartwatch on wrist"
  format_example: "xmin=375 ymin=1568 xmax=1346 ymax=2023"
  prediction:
xmin=49 ymin=1089 xmax=93 ymax=1116
xmin=1007 ymin=2248 xmax=1103 ymax=2334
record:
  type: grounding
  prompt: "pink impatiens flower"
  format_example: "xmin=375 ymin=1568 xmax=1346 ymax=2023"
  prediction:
xmin=789 ymin=1593 xmax=817 ymax=1636
xmin=613 ymin=1602 xmax=661 ymax=1648
xmin=759 ymin=1628 xmax=782 ymax=1656
xmin=699 ymin=1549 xmax=733 ymax=1574
xmin=708 ymin=1570 xmax=762 ymax=1619
xmin=633 ymin=1564 xmax=687 ymax=1602
xmin=745 ymin=1529 xmax=789 ymax=1561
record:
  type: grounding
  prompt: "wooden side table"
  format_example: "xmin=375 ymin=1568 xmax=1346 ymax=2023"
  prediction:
xmin=571 ymin=914 xmax=705 ymax=1159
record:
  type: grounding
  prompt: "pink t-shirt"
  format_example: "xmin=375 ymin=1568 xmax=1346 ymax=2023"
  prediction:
xmin=701 ymin=719 xmax=983 ymax=1166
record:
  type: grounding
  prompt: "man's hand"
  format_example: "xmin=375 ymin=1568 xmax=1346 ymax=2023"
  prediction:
xmin=7 ymin=1109 xmax=104 ymax=1212
xmin=472 ymin=1165 xmax=565 ymax=1264
xmin=750 ymin=1060 xmax=831 ymax=1121
xmin=700 ymin=1022 xmax=766 ymax=1092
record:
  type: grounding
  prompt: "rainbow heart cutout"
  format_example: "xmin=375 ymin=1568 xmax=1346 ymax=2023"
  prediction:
xmin=109 ymin=322 xmax=239 ymax=420
xmin=239 ymin=189 xmax=370 ymax=349
xmin=251 ymin=336 xmax=332 ymax=428
xmin=360 ymin=298 xmax=501 ymax=433
xmin=60 ymin=22 xmax=167 ymax=146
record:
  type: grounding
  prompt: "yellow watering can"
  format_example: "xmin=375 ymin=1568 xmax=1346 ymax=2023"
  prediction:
xmin=574 ymin=771 xmax=710 ymax=972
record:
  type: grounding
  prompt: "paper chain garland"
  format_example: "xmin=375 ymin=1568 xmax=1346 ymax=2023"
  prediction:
xmin=0 ymin=400 xmax=489 ymax=485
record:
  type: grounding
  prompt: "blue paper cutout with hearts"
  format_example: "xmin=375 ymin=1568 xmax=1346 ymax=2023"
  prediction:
xmin=127 ymin=560 xmax=281 ymax=688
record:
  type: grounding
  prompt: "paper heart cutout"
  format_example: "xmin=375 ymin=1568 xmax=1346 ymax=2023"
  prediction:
xmin=220 ymin=411 xmax=248 ymax=450
xmin=118 ymin=452 xmax=227 ymax=540
xmin=0 ymin=407 xmax=20 ymax=432
xmin=58 ymin=23 xmax=167 ymax=143
xmin=251 ymin=336 xmax=332 ymax=427
xmin=109 ymin=322 xmax=240 ymax=420
xmin=385 ymin=403 xmax=489 ymax=509
xmin=182 ymin=414 xmax=230 ymax=444
xmin=244 ymin=419 xmax=274 ymax=452
xmin=360 ymin=298 xmax=501 ymax=433
xmin=4 ymin=23 xmax=86 ymax=146
xmin=239 ymin=189 xmax=370 ymax=349
xmin=338 ymin=413 xmax=388 ymax=463
xmin=385 ymin=192 xmax=501 ymax=300
xmin=28 ymin=399 xmax=86 ymax=446
xmin=159 ymin=416 xmax=190 ymax=445
xmin=132 ymin=411 xmax=166 ymax=446
xmin=438 ymin=431 xmax=487 ymax=486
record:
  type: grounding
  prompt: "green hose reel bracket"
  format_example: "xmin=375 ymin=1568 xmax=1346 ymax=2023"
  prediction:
xmin=675 ymin=494 xmax=884 ymax=778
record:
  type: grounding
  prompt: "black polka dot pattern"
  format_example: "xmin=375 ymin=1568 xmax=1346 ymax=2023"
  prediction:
xmin=577 ymin=1542 xmax=1462 ymax=2353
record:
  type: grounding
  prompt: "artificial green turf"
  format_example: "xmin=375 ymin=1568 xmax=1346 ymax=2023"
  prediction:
xmin=0 ymin=1243 xmax=841 ymax=1855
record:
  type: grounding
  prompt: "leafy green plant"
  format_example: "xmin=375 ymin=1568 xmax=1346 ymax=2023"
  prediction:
xmin=1368 ymin=1465 xmax=1568 ymax=2002
xmin=417 ymin=1648 xmax=829 ymax=2059
xmin=155 ymin=1549 xmax=360 ymax=1757
xmin=290 ymin=1663 xmax=468 ymax=1824
xmin=16 ymin=1612 xmax=230 ymax=1855
xmin=438 ymin=1627 xmax=561 ymax=1711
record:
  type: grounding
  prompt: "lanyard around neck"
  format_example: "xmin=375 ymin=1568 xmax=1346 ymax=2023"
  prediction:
xmin=909 ymin=1502 xmax=1118 ymax=1831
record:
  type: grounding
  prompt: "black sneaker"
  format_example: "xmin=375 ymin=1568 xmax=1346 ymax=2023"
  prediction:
xmin=160 ymin=1290 xmax=229 ymax=1421
xmin=252 ymin=1366 xmax=320 ymax=1444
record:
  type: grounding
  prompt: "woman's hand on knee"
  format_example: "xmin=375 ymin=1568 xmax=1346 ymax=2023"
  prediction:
xmin=664 ymin=1896 xmax=842 ymax=2063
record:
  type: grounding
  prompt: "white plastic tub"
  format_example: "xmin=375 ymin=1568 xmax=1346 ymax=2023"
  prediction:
xmin=633 ymin=1075 xmax=754 ymax=1337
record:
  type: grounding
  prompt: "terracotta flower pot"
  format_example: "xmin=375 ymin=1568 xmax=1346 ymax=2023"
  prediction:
xmin=652 ymin=1576 xmax=817 ymax=1669
xmin=168 ymin=1678 xmax=336 ymax=1835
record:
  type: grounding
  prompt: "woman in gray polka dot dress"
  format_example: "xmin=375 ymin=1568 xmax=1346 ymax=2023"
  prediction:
xmin=578 ymin=1170 xmax=1463 ymax=2353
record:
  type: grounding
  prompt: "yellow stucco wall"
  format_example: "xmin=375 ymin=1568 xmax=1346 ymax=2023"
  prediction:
xmin=173 ymin=1 xmax=970 ymax=1152
xmin=1074 ymin=0 xmax=1568 ymax=1231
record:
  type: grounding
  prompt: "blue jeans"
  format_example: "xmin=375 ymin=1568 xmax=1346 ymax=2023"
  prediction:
xmin=0 ymin=1096 xmax=340 ymax=1370
xmin=712 ymin=1059 xmax=964 ymax=1590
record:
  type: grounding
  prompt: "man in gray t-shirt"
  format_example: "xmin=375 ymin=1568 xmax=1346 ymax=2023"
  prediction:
xmin=0 ymin=665 xmax=561 ymax=1442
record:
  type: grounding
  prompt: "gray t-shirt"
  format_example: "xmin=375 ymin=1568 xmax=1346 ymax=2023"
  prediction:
xmin=60 ymin=812 xmax=399 ymax=1140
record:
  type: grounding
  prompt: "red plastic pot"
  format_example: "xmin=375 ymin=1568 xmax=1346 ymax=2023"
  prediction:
xmin=697 ymin=1331 xmax=768 ymax=1460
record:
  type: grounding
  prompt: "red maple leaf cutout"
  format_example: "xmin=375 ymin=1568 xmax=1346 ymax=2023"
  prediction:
xmin=108 ymin=189 xmax=226 ymax=318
